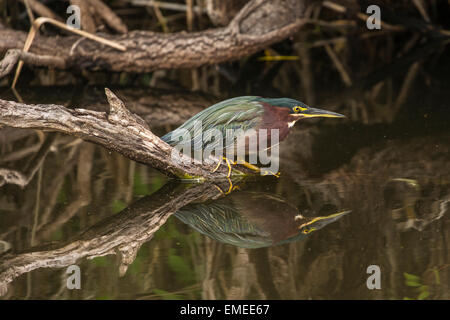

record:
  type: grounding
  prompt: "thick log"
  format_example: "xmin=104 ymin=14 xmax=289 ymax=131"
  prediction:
xmin=0 ymin=0 xmax=308 ymax=74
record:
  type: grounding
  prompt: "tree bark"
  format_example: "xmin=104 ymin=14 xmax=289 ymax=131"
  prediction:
xmin=0 ymin=0 xmax=308 ymax=74
xmin=0 ymin=86 xmax=217 ymax=127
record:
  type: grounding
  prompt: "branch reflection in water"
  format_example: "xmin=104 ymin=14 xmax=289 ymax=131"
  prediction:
xmin=0 ymin=177 xmax=348 ymax=293
xmin=175 ymin=191 xmax=348 ymax=248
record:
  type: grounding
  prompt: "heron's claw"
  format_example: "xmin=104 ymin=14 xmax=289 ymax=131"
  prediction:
xmin=211 ymin=157 xmax=237 ymax=177
xmin=261 ymin=170 xmax=281 ymax=178
xmin=213 ymin=178 xmax=239 ymax=196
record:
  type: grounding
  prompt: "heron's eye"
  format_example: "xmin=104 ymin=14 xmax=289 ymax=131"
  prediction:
xmin=302 ymin=227 xmax=316 ymax=234
xmin=293 ymin=106 xmax=307 ymax=113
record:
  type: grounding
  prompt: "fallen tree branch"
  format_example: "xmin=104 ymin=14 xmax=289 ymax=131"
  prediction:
xmin=0 ymin=0 xmax=309 ymax=74
xmin=0 ymin=49 xmax=65 ymax=78
xmin=0 ymin=85 xmax=217 ymax=127
xmin=0 ymin=88 xmax=245 ymax=180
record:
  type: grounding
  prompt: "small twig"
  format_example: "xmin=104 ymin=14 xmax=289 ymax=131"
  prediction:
xmin=186 ymin=0 xmax=199 ymax=90
xmin=394 ymin=61 xmax=421 ymax=111
xmin=295 ymin=38 xmax=315 ymax=106
xmin=304 ymin=18 xmax=356 ymax=29
xmin=0 ymin=143 xmax=42 ymax=163
xmin=23 ymin=0 xmax=35 ymax=24
xmin=323 ymin=1 xmax=450 ymax=36
xmin=130 ymin=0 xmax=205 ymax=14
xmin=30 ymin=164 xmax=43 ymax=246
xmin=36 ymin=144 xmax=94 ymax=240
xmin=412 ymin=0 xmax=430 ymax=23
xmin=19 ymin=0 xmax=62 ymax=21
xmin=298 ymin=31 xmax=391 ymax=49
xmin=89 ymin=0 xmax=128 ymax=34
xmin=70 ymin=0 xmax=96 ymax=33
xmin=186 ymin=0 xmax=194 ymax=31
xmin=0 ymin=133 xmax=56 ymax=188
xmin=324 ymin=44 xmax=352 ymax=86
xmin=152 ymin=2 xmax=170 ymax=33
xmin=322 ymin=1 xmax=404 ymax=32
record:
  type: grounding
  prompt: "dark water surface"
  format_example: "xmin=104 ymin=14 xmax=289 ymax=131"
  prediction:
xmin=0 ymin=85 xmax=449 ymax=300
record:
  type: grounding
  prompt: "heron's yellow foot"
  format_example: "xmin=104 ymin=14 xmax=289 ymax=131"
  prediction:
xmin=211 ymin=157 xmax=243 ymax=177
xmin=214 ymin=178 xmax=239 ymax=195
xmin=224 ymin=177 xmax=240 ymax=194
xmin=261 ymin=170 xmax=281 ymax=178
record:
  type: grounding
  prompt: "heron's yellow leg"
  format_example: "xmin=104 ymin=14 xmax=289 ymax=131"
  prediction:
xmin=212 ymin=157 xmax=242 ymax=177
xmin=223 ymin=157 xmax=233 ymax=178
xmin=236 ymin=159 xmax=261 ymax=172
xmin=214 ymin=179 xmax=239 ymax=195
xmin=261 ymin=170 xmax=281 ymax=178
xmin=225 ymin=177 xmax=233 ymax=194
xmin=234 ymin=158 xmax=280 ymax=177
xmin=211 ymin=159 xmax=222 ymax=173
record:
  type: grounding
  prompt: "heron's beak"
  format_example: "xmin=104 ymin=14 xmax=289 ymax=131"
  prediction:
xmin=297 ymin=210 xmax=350 ymax=233
xmin=300 ymin=107 xmax=346 ymax=119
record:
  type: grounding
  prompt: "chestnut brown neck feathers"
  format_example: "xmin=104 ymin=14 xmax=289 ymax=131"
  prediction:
xmin=259 ymin=103 xmax=298 ymax=142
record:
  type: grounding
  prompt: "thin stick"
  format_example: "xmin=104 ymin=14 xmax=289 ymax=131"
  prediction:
xmin=130 ymin=0 xmax=205 ymax=14
xmin=394 ymin=61 xmax=420 ymax=110
xmin=322 ymin=1 xmax=404 ymax=31
xmin=152 ymin=2 xmax=170 ymax=33
xmin=186 ymin=0 xmax=194 ymax=31
xmin=304 ymin=18 xmax=356 ymax=29
xmin=298 ymin=31 xmax=391 ymax=49
xmin=12 ymin=17 xmax=126 ymax=88
xmin=186 ymin=0 xmax=199 ymax=90
xmin=412 ymin=0 xmax=430 ymax=22
xmin=23 ymin=0 xmax=35 ymax=24
xmin=324 ymin=44 xmax=352 ymax=86
xmin=19 ymin=0 xmax=62 ymax=21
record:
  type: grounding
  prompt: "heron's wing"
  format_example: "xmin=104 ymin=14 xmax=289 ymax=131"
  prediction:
xmin=161 ymin=96 xmax=264 ymax=149
xmin=175 ymin=202 xmax=272 ymax=248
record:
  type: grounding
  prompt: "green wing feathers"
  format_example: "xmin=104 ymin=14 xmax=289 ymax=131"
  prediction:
xmin=161 ymin=96 xmax=264 ymax=148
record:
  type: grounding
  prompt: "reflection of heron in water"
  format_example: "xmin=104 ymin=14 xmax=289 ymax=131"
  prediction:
xmin=175 ymin=191 xmax=349 ymax=248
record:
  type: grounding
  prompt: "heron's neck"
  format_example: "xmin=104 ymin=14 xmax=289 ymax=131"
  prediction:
xmin=259 ymin=104 xmax=297 ymax=140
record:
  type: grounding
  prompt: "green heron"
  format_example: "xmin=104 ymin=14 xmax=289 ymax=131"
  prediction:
xmin=161 ymin=96 xmax=345 ymax=176
xmin=175 ymin=191 xmax=349 ymax=248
